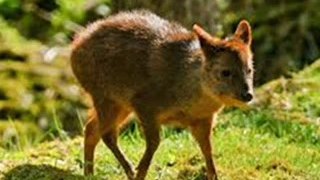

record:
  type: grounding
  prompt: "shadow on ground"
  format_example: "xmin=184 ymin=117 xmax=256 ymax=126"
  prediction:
xmin=4 ymin=164 xmax=84 ymax=180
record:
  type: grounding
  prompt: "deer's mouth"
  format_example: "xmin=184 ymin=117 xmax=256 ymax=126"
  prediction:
xmin=217 ymin=94 xmax=251 ymax=109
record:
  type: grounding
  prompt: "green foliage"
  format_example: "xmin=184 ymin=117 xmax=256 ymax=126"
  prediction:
xmin=0 ymin=17 xmax=85 ymax=147
xmin=0 ymin=0 xmax=111 ymax=42
xmin=0 ymin=0 xmax=21 ymax=19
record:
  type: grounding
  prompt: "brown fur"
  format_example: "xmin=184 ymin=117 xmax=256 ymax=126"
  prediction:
xmin=71 ymin=10 xmax=253 ymax=180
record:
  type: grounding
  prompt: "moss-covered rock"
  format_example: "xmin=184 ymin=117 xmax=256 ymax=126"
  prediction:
xmin=255 ymin=59 xmax=320 ymax=124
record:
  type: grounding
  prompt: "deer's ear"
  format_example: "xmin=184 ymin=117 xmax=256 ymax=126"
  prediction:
xmin=234 ymin=20 xmax=252 ymax=45
xmin=193 ymin=24 xmax=224 ymax=57
xmin=193 ymin=24 xmax=214 ymax=48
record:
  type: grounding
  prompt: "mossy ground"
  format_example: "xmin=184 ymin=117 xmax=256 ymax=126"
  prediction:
xmin=1 ymin=60 xmax=320 ymax=180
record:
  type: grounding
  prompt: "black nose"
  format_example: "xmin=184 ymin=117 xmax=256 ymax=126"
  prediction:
xmin=241 ymin=92 xmax=253 ymax=102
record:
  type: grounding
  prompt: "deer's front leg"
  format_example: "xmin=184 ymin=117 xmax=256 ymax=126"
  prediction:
xmin=190 ymin=118 xmax=218 ymax=180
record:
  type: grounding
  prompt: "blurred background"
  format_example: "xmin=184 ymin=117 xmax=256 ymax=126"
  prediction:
xmin=0 ymin=0 xmax=319 ymax=149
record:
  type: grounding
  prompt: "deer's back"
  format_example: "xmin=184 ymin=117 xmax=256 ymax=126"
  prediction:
xmin=71 ymin=10 xmax=202 ymax=108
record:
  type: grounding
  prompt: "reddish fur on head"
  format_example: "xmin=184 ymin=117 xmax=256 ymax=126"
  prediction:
xmin=193 ymin=20 xmax=254 ymax=106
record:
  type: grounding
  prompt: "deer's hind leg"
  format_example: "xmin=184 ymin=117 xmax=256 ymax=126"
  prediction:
xmin=132 ymin=106 xmax=160 ymax=180
xmin=92 ymin=98 xmax=135 ymax=179
xmin=84 ymin=109 xmax=100 ymax=176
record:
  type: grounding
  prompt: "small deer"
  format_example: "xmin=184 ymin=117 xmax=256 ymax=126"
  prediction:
xmin=71 ymin=10 xmax=253 ymax=180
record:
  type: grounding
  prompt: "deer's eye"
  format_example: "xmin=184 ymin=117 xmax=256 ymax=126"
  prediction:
xmin=221 ymin=70 xmax=231 ymax=78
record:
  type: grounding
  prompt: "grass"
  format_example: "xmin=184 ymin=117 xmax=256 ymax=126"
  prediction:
xmin=1 ymin=119 xmax=319 ymax=180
